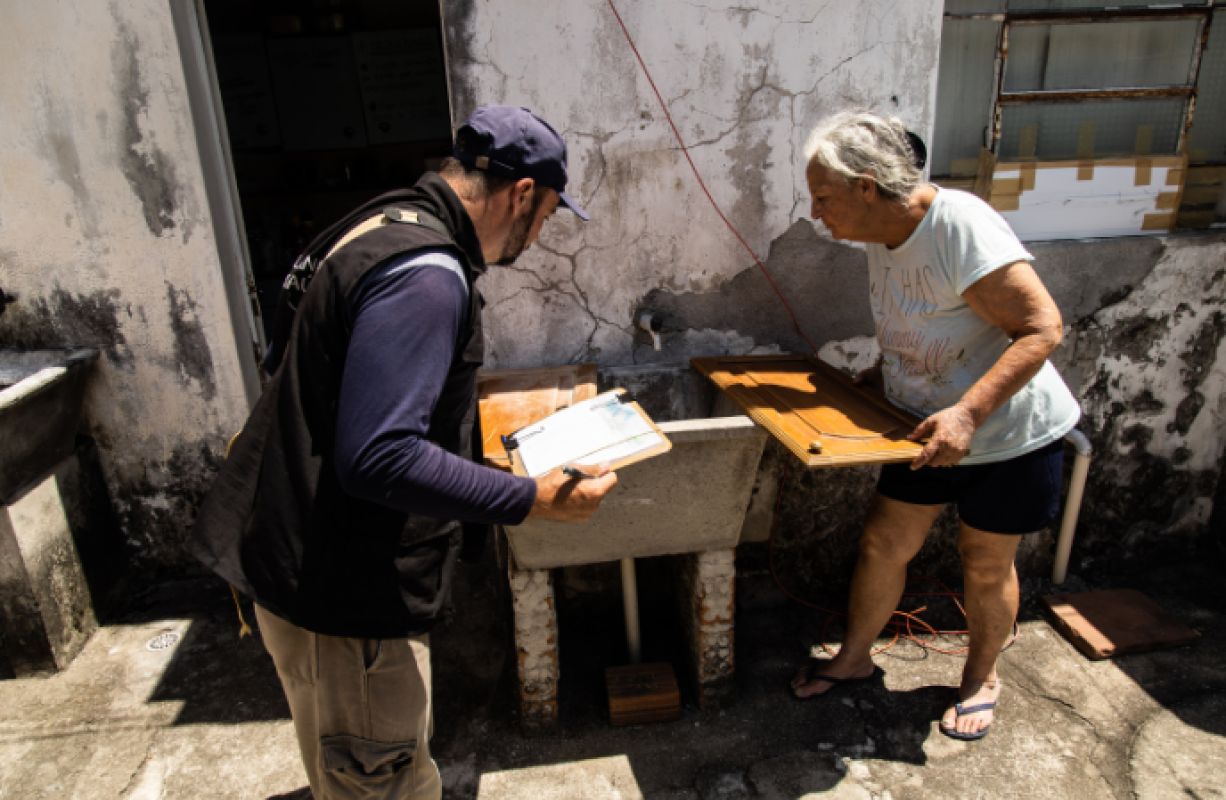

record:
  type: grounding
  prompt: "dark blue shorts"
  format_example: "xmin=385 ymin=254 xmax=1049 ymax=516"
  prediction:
xmin=876 ymin=439 xmax=1065 ymax=534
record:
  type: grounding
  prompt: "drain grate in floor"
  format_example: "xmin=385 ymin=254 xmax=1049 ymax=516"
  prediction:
xmin=146 ymin=631 xmax=181 ymax=652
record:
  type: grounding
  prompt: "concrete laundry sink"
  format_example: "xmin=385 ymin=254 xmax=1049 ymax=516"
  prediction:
xmin=0 ymin=348 xmax=98 ymax=502
xmin=0 ymin=347 xmax=101 ymax=677
xmin=504 ymin=362 xmax=768 ymax=570
xmin=491 ymin=361 xmax=768 ymax=724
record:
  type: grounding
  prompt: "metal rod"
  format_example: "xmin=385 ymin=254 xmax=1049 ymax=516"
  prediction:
xmin=990 ymin=19 xmax=1009 ymax=152
xmin=620 ymin=557 xmax=642 ymax=664
xmin=999 ymin=86 xmax=1196 ymax=104
xmin=949 ymin=7 xmax=1211 ymax=24
xmin=1178 ymin=8 xmax=1215 ymax=156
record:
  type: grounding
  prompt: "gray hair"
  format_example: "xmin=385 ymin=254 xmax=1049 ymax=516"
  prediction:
xmin=803 ymin=110 xmax=922 ymax=203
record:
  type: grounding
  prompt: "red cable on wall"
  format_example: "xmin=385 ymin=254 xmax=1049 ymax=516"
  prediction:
xmin=605 ymin=0 xmax=820 ymax=356
xmin=606 ymin=6 xmax=998 ymax=653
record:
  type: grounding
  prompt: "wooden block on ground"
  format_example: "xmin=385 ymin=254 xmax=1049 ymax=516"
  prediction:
xmin=606 ymin=662 xmax=681 ymax=726
xmin=1041 ymin=589 xmax=1200 ymax=661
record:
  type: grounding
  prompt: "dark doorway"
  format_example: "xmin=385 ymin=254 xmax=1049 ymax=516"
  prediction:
xmin=201 ymin=0 xmax=453 ymax=337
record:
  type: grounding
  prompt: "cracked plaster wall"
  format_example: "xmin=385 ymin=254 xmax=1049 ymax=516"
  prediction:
xmin=443 ymin=0 xmax=944 ymax=367
xmin=444 ymin=1 xmax=1226 ymax=578
xmin=0 ymin=2 xmax=252 ymax=571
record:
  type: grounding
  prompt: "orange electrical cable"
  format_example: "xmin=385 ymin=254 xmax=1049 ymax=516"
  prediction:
xmin=767 ymin=460 xmax=1018 ymax=658
xmin=605 ymin=0 xmax=820 ymax=356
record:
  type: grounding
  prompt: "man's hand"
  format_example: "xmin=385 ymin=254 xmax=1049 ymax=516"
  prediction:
xmin=529 ymin=464 xmax=618 ymax=522
xmin=907 ymin=404 xmax=976 ymax=470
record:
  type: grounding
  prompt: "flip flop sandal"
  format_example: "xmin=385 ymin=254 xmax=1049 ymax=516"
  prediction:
xmin=939 ymin=700 xmax=996 ymax=741
xmin=790 ymin=659 xmax=883 ymax=701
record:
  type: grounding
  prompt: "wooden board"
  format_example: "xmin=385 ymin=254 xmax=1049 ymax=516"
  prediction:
xmin=1041 ymin=589 xmax=1200 ymax=661
xmin=476 ymin=364 xmax=599 ymax=471
xmin=691 ymin=354 xmax=923 ymax=468
xmin=605 ymin=662 xmax=681 ymax=726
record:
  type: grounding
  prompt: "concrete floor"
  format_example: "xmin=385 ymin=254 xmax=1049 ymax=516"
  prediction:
xmin=1 ymin=549 xmax=1224 ymax=800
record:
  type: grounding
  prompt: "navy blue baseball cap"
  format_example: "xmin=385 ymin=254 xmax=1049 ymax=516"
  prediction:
xmin=453 ymin=105 xmax=589 ymax=220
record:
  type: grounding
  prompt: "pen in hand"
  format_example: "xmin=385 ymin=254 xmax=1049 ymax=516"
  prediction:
xmin=562 ymin=465 xmax=595 ymax=480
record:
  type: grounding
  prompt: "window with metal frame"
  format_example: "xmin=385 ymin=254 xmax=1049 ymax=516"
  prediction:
xmin=933 ymin=1 xmax=1225 ymax=228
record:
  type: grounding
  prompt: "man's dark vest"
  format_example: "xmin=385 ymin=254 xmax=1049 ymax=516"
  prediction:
xmin=191 ymin=174 xmax=486 ymax=638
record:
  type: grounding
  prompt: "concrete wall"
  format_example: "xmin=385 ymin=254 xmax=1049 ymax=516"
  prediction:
xmin=443 ymin=0 xmax=945 ymax=366
xmin=0 ymin=2 xmax=253 ymax=571
xmin=1042 ymin=234 xmax=1226 ymax=570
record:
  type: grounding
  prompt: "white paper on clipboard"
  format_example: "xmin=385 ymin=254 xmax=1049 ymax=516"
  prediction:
xmin=507 ymin=389 xmax=670 ymax=478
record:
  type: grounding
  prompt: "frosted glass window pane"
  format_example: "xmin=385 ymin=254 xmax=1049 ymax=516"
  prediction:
xmin=998 ymin=99 xmax=1186 ymax=159
xmin=1187 ymin=9 xmax=1226 ymax=163
xmin=933 ymin=19 xmax=1001 ymax=176
xmin=1005 ymin=19 xmax=1200 ymax=91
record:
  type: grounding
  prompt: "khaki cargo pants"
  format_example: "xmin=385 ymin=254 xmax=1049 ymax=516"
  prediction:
xmin=256 ymin=605 xmax=442 ymax=800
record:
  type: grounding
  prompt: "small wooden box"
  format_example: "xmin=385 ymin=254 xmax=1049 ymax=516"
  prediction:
xmin=605 ymin=662 xmax=681 ymax=726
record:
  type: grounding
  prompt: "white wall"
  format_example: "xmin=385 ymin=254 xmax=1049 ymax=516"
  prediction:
xmin=0 ymin=1 xmax=254 ymax=563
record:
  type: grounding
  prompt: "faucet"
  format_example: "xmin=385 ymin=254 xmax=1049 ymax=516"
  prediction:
xmin=636 ymin=309 xmax=663 ymax=351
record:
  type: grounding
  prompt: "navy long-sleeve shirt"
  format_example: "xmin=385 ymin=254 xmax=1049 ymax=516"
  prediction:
xmin=332 ymin=249 xmax=537 ymax=524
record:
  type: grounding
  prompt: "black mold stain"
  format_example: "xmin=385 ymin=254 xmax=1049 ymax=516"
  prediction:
xmin=1130 ymin=389 xmax=1165 ymax=414
xmin=0 ymin=285 xmax=133 ymax=366
xmin=1120 ymin=423 xmax=1153 ymax=451
xmin=1182 ymin=310 xmax=1225 ymax=390
xmin=112 ymin=19 xmax=180 ymax=237
xmin=1171 ymin=391 xmax=1204 ymax=437
xmin=1099 ymin=285 xmax=1133 ymax=307
xmin=727 ymin=133 xmax=772 ymax=244
xmin=39 ymin=96 xmax=102 ymax=240
xmin=1079 ymin=451 xmax=1218 ymax=561
xmin=1112 ymin=312 xmax=1171 ymax=363
xmin=1159 ymin=310 xmax=1225 ymax=435
xmin=112 ymin=441 xmax=222 ymax=571
xmin=641 ymin=222 xmax=873 ymax=355
xmin=165 ymin=283 xmax=217 ymax=400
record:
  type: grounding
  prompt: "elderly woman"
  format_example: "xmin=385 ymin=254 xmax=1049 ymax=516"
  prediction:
xmin=789 ymin=110 xmax=1080 ymax=741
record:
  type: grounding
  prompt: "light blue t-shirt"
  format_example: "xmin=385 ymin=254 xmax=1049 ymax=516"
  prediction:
xmin=866 ymin=187 xmax=1080 ymax=465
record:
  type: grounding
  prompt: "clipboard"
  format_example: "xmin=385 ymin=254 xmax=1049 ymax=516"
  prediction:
xmin=501 ymin=388 xmax=672 ymax=478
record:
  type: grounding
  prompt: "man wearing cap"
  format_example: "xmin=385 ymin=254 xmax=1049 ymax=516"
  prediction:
xmin=192 ymin=105 xmax=614 ymax=800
